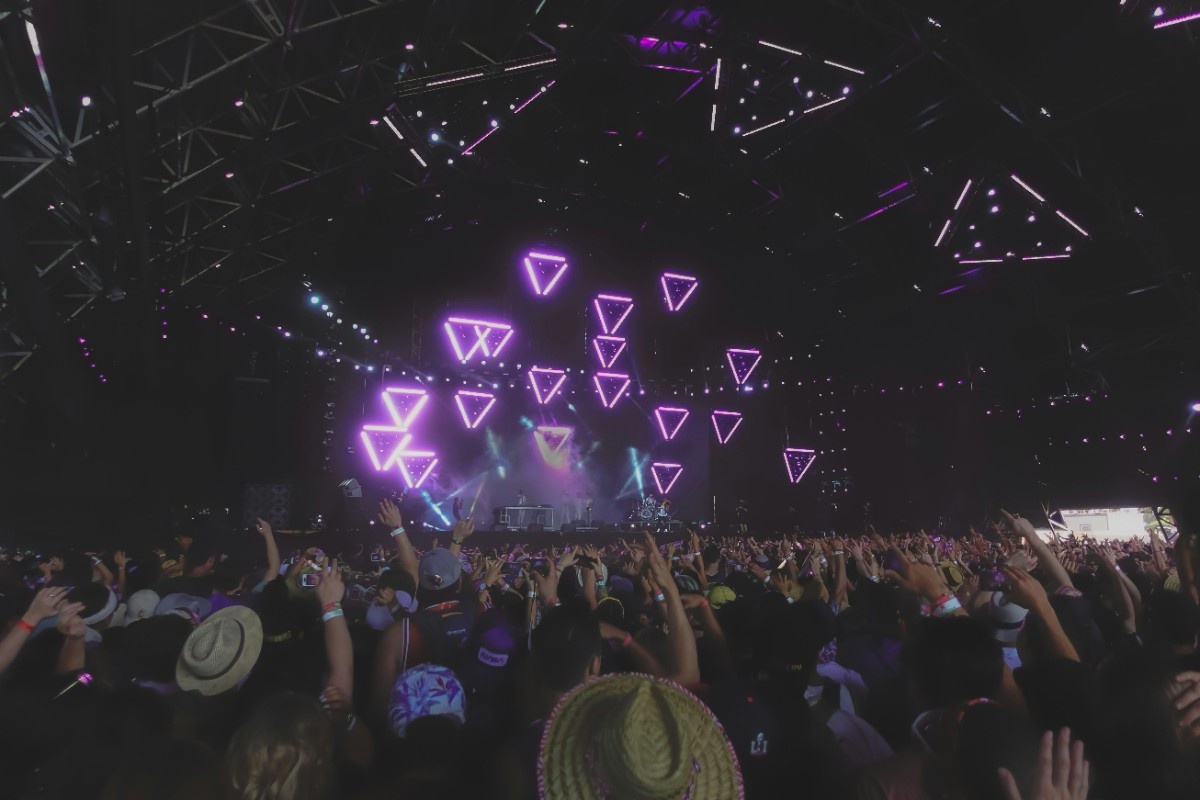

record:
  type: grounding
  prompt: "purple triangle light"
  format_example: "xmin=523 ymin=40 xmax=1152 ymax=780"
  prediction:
xmin=783 ymin=448 xmax=816 ymax=484
xmin=454 ymin=390 xmax=496 ymax=429
xmin=382 ymin=387 xmax=429 ymax=430
xmin=710 ymin=410 xmax=743 ymax=444
xmin=396 ymin=451 xmax=438 ymax=489
xmin=654 ymin=407 xmax=690 ymax=441
xmin=650 ymin=462 xmax=683 ymax=495
xmin=593 ymin=372 xmax=631 ymax=409
xmin=534 ymin=425 xmax=574 ymax=468
xmin=592 ymin=335 xmax=627 ymax=369
xmin=726 ymin=348 xmax=762 ymax=386
xmin=359 ymin=427 xmax=412 ymax=471
xmin=528 ymin=366 xmax=567 ymax=405
xmin=444 ymin=316 xmax=514 ymax=363
xmin=524 ymin=251 xmax=569 ymax=296
xmin=593 ymin=294 xmax=634 ymax=335
xmin=660 ymin=272 xmax=698 ymax=311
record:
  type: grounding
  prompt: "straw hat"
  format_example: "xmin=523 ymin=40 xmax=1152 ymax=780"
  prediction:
xmin=175 ymin=606 xmax=263 ymax=696
xmin=538 ymin=673 xmax=743 ymax=800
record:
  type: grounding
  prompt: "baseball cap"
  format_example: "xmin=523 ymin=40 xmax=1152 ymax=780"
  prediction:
xmin=388 ymin=664 xmax=467 ymax=738
xmin=418 ymin=547 xmax=462 ymax=592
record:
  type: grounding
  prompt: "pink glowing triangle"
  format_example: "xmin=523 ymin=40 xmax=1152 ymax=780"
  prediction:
xmin=593 ymin=371 xmax=631 ymax=409
xmin=360 ymin=427 xmax=412 ymax=471
xmin=592 ymin=336 xmax=627 ymax=369
xmin=660 ymin=272 xmax=698 ymax=311
xmin=396 ymin=451 xmax=438 ymax=489
xmin=710 ymin=411 xmax=743 ymax=444
xmin=534 ymin=426 xmax=574 ymax=467
xmin=454 ymin=390 xmax=496 ymax=429
xmin=726 ymin=348 xmax=762 ymax=386
xmin=593 ymin=294 xmax=634 ymax=335
xmin=382 ymin=387 xmax=429 ymax=430
xmin=783 ymin=448 xmax=816 ymax=484
xmin=528 ymin=367 xmax=567 ymax=405
xmin=650 ymin=462 xmax=683 ymax=495
xmin=654 ymin=407 xmax=690 ymax=440
xmin=443 ymin=317 xmax=514 ymax=362
xmin=524 ymin=252 xmax=569 ymax=296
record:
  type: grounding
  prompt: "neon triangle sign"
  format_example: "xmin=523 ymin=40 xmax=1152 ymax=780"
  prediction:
xmin=710 ymin=410 xmax=743 ymax=444
xmin=783 ymin=448 xmax=817 ymax=484
xmin=592 ymin=336 xmax=627 ymax=369
xmin=443 ymin=317 xmax=514 ymax=362
xmin=726 ymin=348 xmax=762 ymax=386
xmin=382 ymin=387 xmax=429 ymax=430
xmin=650 ymin=462 xmax=683 ymax=495
xmin=593 ymin=371 xmax=631 ymax=409
xmin=524 ymin=251 xmax=569 ymax=296
xmin=593 ymin=294 xmax=634 ymax=335
xmin=528 ymin=366 xmax=567 ymax=405
xmin=396 ymin=451 xmax=439 ymax=489
xmin=454 ymin=390 xmax=496 ymax=429
xmin=654 ymin=407 xmax=690 ymax=441
xmin=359 ymin=427 xmax=412 ymax=471
xmin=660 ymin=272 xmax=698 ymax=312
xmin=534 ymin=425 xmax=574 ymax=468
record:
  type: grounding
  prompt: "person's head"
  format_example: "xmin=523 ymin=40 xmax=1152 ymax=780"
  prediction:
xmin=416 ymin=547 xmax=461 ymax=604
xmin=227 ymin=692 xmax=335 ymax=800
xmin=908 ymin=617 xmax=1005 ymax=709
xmin=183 ymin=539 xmax=216 ymax=577
xmin=531 ymin=599 xmax=602 ymax=693
xmin=71 ymin=581 xmax=119 ymax=629
xmin=124 ymin=614 xmax=195 ymax=684
xmin=176 ymin=606 xmax=263 ymax=696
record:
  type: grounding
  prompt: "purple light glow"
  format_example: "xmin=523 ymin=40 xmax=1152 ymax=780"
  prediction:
xmin=646 ymin=64 xmax=702 ymax=74
xmin=1154 ymin=11 xmax=1200 ymax=29
xmin=650 ymin=462 xmax=683 ymax=495
xmin=592 ymin=336 xmax=627 ymax=368
xmin=514 ymin=80 xmax=556 ymax=114
xmin=713 ymin=58 xmax=722 ymax=90
xmin=454 ymin=390 xmax=496 ymax=429
xmin=504 ymin=57 xmax=557 ymax=72
xmin=934 ymin=218 xmax=952 ymax=247
xmin=524 ymin=251 xmax=569 ymax=296
xmin=444 ymin=317 xmax=514 ymax=362
xmin=426 ymin=72 xmax=485 ymax=87
xmin=938 ymin=285 xmax=966 ymax=295
xmin=878 ymin=181 xmax=910 ymax=198
xmin=957 ymin=258 xmax=1004 ymax=264
xmin=654 ymin=407 xmax=690 ymax=440
xmin=711 ymin=410 xmax=743 ymax=444
xmin=1021 ymin=253 xmax=1071 ymax=261
xmin=593 ymin=372 xmax=631 ymax=409
xmin=742 ymin=118 xmax=786 ymax=136
xmin=726 ymin=348 xmax=762 ymax=386
xmin=953 ymin=179 xmax=973 ymax=211
xmin=783 ymin=448 xmax=817 ymax=484
xmin=360 ymin=427 xmax=413 ymax=471
xmin=1009 ymin=174 xmax=1046 ymax=203
xmin=757 ymin=40 xmax=804 ymax=58
xmin=856 ymin=193 xmax=915 ymax=223
xmin=382 ymin=388 xmax=430 ymax=430
xmin=660 ymin=273 xmax=698 ymax=311
xmin=1054 ymin=209 xmax=1090 ymax=237
xmin=823 ymin=58 xmax=865 ymax=75
xmin=462 ymin=126 xmax=499 ymax=155
xmin=594 ymin=294 xmax=634 ymax=334
xmin=534 ymin=426 xmax=574 ymax=468
xmin=528 ymin=367 xmax=567 ymax=405
xmin=396 ymin=451 xmax=438 ymax=489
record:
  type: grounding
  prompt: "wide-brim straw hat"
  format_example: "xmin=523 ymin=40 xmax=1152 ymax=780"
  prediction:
xmin=538 ymin=673 xmax=743 ymax=800
xmin=176 ymin=605 xmax=263 ymax=696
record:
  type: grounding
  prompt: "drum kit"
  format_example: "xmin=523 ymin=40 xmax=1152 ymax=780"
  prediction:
xmin=632 ymin=496 xmax=672 ymax=522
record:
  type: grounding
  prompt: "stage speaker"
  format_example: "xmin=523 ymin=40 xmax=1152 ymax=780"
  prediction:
xmin=243 ymin=484 xmax=290 ymax=529
xmin=527 ymin=523 xmax=545 ymax=533
xmin=561 ymin=522 xmax=576 ymax=534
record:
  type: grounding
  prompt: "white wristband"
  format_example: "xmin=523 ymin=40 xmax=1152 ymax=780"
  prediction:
xmin=390 ymin=527 xmax=406 ymax=538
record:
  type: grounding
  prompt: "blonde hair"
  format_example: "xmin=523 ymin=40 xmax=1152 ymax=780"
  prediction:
xmin=227 ymin=693 xmax=335 ymax=800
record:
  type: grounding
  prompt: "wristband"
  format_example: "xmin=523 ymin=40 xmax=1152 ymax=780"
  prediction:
xmin=322 ymin=608 xmax=345 ymax=623
xmin=451 ymin=538 xmax=464 ymax=547
xmin=16 ymin=618 xmax=35 ymax=633
xmin=621 ymin=632 xmax=633 ymax=648
xmin=833 ymin=550 xmax=845 ymax=556
xmin=933 ymin=596 xmax=962 ymax=618
xmin=596 ymin=580 xmax=606 ymax=587
xmin=92 ymin=557 xmax=102 ymax=566
xmin=526 ymin=591 xmax=536 ymax=599
xmin=545 ymin=596 xmax=560 ymax=607
xmin=473 ymin=580 xmax=488 ymax=593
xmin=786 ymin=596 xmax=795 ymax=604
xmin=390 ymin=527 xmax=406 ymax=538
xmin=321 ymin=601 xmax=341 ymax=613
xmin=345 ymin=713 xmax=358 ymax=732
xmin=762 ymin=575 xmax=771 ymax=585
xmin=699 ymin=598 xmax=710 ymax=609
xmin=654 ymin=592 xmax=666 ymax=603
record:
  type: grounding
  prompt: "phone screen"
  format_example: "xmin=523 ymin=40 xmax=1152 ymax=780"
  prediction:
xmin=299 ymin=573 xmax=322 ymax=588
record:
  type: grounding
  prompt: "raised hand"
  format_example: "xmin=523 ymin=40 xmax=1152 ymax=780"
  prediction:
xmin=56 ymin=601 xmax=87 ymax=639
xmin=315 ymin=560 xmax=346 ymax=606
xmin=377 ymin=499 xmax=403 ymax=530
xmin=1000 ymin=565 xmax=1049 ymax=611
xmin=998 ymin=728 xmax=1088 ymax=800
xmin=26 ymin=586 xmax=71 ymax=623
xmin=254 ymin=517 xmax=274 ymax=538
xmin=451 ymin=518 xmax=476 ymax=542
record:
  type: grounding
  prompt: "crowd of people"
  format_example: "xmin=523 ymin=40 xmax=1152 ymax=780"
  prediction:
xmin=1 ymin=497 xmax=1198 ymax=799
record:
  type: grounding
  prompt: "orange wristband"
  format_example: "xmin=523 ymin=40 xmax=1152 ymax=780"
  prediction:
xmin=17 ymin=618 xmax=35 ymax=633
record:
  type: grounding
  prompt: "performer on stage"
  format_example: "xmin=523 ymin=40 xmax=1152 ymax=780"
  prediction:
xmin=735 ymin=498 xmax=749 ymax=534
xmin=562 ymin=491 xmax=573 ymax=524
xmin=516 ymin=488 xmax=529 ymax=506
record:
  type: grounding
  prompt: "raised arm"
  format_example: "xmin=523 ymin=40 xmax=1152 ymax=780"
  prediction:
xmin=1002 ymin=566 xmax=1079 ymax=662
xmin=1001 ymin=510 xmax=1073 ymax=591
xmin=644 ymin=533 xmax=700 ymax=687
xmin=316 ymin=561 xmax=352 ymax=695
xmin=377 ymin=499 xmax=418 ymax=587
xmin=0 ymin=588 xmax=69 ymax=677
xmin=255 ymin=518 xmax=282 ymax=580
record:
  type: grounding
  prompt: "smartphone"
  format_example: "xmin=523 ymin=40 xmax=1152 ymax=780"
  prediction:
xmin=979 ymin=567 xmax=1008 ymax=592
xmin=298 ymin=572 xmax=322 ymax=588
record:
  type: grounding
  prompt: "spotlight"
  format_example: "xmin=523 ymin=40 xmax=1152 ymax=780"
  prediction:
xmin=1191 ymin=402 xmax=1200 ymax=413
xmin=81 ymin=96 xmax=92 ymax=107
xmin=430 ymin=132 xmax=440 ymax=142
